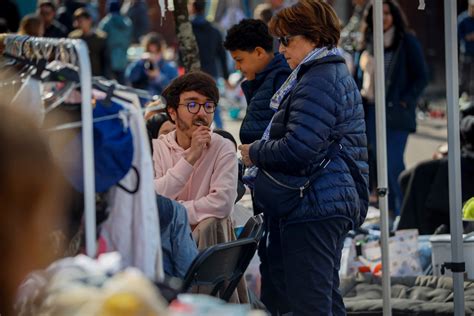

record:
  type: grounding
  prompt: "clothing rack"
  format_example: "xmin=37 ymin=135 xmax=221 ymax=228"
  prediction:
xmin=47 ymin=104 xmax=165 ymax=132
xmin=3 ymin=35 xmax=97 ymax=257
xmin=93 ymin=76 xmax=155 ymax=101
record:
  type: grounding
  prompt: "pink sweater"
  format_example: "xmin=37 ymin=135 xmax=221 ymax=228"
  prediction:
xmin=153 ymin=131 xmax=238 ymax=225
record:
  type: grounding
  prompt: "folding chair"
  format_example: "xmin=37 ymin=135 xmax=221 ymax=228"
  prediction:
xmin=180 ymin=237 xmax=258 ymax=302
xmin=238 ymin=214 xmax=264 ymax=242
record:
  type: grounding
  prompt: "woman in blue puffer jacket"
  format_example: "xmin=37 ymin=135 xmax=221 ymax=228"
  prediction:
xmin=239 ymin=1 xmax=368 ymax=315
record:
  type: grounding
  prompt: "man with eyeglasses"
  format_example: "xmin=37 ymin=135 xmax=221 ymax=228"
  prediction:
xmin=152 ymin=71 xmax=238 ymax=227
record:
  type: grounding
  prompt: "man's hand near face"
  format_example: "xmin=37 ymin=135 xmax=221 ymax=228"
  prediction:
xmin=185 ymin=126 xmax=211 ymax=165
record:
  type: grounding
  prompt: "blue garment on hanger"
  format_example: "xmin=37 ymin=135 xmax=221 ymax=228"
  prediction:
xmin=61 ymin=100 xmax=134 ymax=192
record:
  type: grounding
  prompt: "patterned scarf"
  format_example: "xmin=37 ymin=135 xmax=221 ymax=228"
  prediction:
xmin=243 ymin=46 xmax=341 ymax=187
xmin=262 ymin=46 xmax=341 ymax=141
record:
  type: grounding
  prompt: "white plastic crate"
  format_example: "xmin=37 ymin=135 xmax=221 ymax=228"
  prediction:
xmin=430 ymin=234 xmax=474 ymax=280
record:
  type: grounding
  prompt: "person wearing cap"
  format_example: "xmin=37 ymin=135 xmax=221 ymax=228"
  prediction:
xmin=38 ymin=0 xmax=68 ymax=38
xmin=69 ymin=8 xmax=106 ymax=76
xmin=152 ymin=71 xmax=238 ymax=227
xmin=98 ymin=1 xmax=132 ymax=84
xmin=459 ymin=0 xmax=474 ymax=100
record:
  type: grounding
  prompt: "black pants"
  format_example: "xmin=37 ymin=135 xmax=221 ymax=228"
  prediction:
xmin=460 ymin=54 xmax=474 ymax=97
xmin=259 ymin=216 xmax=291 ymax=315
xmin=259 ymin=216 xmax=350 ymax=316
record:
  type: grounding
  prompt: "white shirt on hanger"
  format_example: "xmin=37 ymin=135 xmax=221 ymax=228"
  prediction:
xmin=101 ymin=91 xmax=163 ymax=281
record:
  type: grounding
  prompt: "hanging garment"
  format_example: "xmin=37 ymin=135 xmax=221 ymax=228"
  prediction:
xmin=59 ymin=100 xmax=134 ymax=193
xmin=10 ymin=76 xmax=44 ymax=125
xmin=101 ymin=95 xmax=163 ymax=280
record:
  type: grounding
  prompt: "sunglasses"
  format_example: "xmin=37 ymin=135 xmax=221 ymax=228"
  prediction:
xmin=278 ymin=35 xmax=297 ymax=47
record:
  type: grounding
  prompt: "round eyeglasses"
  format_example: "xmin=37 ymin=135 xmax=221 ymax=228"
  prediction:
xmin=179 ymin=101 xmax=217 ymax=114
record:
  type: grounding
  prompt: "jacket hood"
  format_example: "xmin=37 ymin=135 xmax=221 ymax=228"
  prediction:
xmin=159 ymin=130 xmax=185 ymax=154
xmin=157 ymin=130 xmax=224 ymax=158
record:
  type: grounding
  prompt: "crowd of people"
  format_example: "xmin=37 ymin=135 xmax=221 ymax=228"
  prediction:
xmin=2 ymin=0 xmax=474 ymax=315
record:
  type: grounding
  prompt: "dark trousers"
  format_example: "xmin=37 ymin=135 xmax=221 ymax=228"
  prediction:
xmin=259 ymin=216 xmax=291 ymax=315
xmin=259 ymin=216 xmax=350 ymax=316
xmin=460 ymin=54 xmax=474 ymax=97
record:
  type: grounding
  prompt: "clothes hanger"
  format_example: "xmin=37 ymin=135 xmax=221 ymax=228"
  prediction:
xmin=46 ymin=104 xmax=164 ymax=133
xmin=2 ymin=42 xmax=80 ymax=112
xmin=92 ymin=79 xmax=134 ymax=105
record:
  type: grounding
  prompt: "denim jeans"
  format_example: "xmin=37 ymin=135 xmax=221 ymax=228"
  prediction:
xmin=366 ymin=105 xmax=409 ymax=215
xmin=213 ymin=105 xmax=224 ymax=129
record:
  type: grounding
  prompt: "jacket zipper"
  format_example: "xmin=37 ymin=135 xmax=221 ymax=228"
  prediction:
xmin=261 ymin=169 xmax=309 ymax=198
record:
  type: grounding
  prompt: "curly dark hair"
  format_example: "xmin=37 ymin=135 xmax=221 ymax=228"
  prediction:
xmin=224 ymin=19 xmax=273 ymax=52
xmin=162 ymin=71 xmax=219 ymax=120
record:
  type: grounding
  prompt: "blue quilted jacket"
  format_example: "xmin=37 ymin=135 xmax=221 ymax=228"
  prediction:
xmin=249 ymin=55 xmax=369 ymax=227
xmin=239 ymin=53 xmax=291 ymax=144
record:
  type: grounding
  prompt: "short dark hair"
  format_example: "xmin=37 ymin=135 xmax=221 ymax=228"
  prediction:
xmin=73 ymin=8 xmax=91 ymax=20
xmin=224 ymin=19 xmax=273 ymax=52
xmin=38 ymin=0 xmax=56 ymax=11
xmin=162 ymin=71 xmax=219 ymax=116
xmin=192 ymin=0 xmax=206 ymax=14
xmin=268 ymin=0 xmax=340 ymax=49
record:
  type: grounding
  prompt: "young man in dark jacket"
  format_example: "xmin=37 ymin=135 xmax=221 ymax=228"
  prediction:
xmin=224 ymin=19 xmax=292 ymax=314
xmin=224 ymin=18 xmax=291 ymax=145
xmin=224 ymin=18 xmax=291 ymax=223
